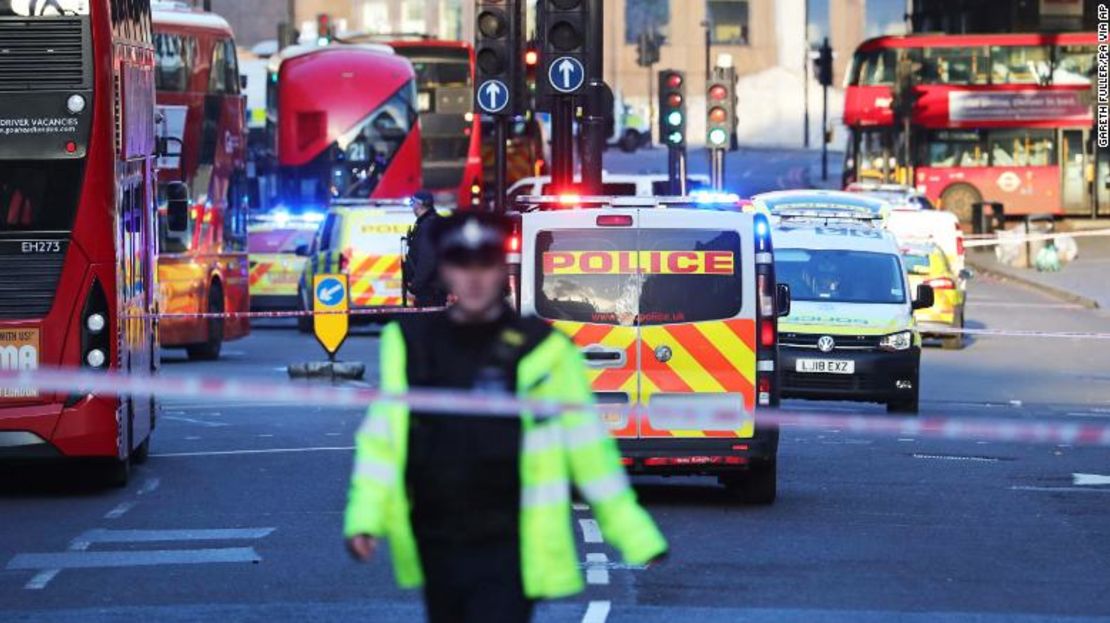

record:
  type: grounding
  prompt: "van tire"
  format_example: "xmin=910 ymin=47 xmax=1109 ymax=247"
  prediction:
xmin=942 ymin=309 xmax=965 ymax=350
xmin=722 ymin=461 xmax=777 ymax=505
xmin=186 ymin=283 xmax=224 ymax=361
xmin=131 ymin=436 xmax=150 ymax=465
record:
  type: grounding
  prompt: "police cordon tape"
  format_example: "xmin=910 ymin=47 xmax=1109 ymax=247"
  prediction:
xmin=962 ymin=228 xmax=1110 ymax=248
xmin=127 ymin=306 xmax=446 ymax=321
xmin=4 ymin=367 xmax=1110 ymax=448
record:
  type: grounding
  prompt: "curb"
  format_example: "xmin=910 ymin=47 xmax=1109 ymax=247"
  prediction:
xmin=966 ymin=255 xmax=1101 ymax=310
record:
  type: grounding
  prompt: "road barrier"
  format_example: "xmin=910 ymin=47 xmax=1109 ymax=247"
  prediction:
xmin=3 ymin=367 xmax=1110 ymax=448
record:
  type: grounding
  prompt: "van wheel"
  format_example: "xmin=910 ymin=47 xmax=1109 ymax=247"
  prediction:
xmin=940 ymin=184 xmax=982 ymax=224
xmin=296 ymin=287 xmax=312 ymax=333
xmin=721 ymin=461 xmax=777 ymax=505
xmin=131 ymin=436 xmax=150 ymax=465
xmin=942 ymin=310 xmax=965 ymax=350
xmin=619 ymin=130 xmax=640 ymax=153
xmin=187 ymin=283 xmax=224 ymax=361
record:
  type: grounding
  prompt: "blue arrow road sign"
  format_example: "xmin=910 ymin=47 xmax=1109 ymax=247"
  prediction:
xmin=548 ymin=56 xmax=585 ymax=94
xmin=315 ymin=277 xmax=346 ymax=308
xmin=477 ymin=79 xmax=510 ymax=114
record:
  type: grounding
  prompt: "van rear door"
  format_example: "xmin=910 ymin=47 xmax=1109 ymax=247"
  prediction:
xmin=636 ymin=210 xmax=757 ymax=439
xmin=345 ymin=208 xmax=413 ymax=308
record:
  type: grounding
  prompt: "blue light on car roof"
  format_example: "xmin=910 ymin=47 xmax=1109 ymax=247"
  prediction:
xmin=689 ymin=190 xmax=741 ymax=205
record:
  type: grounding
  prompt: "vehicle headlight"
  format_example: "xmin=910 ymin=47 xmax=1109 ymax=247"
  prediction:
xmin=67 ymin=94 xmax=86 ymax=114
xmin=879 ymin=331 xmax=913 ymax=351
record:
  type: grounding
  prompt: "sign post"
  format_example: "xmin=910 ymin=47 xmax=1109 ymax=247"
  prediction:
xmin=313 ymin=274 xmax=349 ymax=361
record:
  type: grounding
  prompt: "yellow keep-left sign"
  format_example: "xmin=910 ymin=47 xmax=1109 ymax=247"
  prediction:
xmin=313 ymin=274 xmax=349 ymax=357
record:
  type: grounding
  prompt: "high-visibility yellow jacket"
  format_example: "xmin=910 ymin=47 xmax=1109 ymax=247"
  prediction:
xmin=344 ymin=321 xmax=667 ymax=599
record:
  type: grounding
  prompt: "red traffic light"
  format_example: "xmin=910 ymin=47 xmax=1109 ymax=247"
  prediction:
xmin=666 ymin=93 xmax=683 ymax=108
xmin=708 ymin=85 xmax=728 ymax=101
xmin=525 ymin=49 xmax=538 ymax=66
xmin=665 ymin=73 xmax=683 ymax=89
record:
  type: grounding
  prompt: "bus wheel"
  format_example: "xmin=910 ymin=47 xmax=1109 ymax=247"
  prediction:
xmin=721 ymin=460 xmax=777 ymax=505
xmin=940 ymin=184 xmax=982 ymax=224
xmin=187 ymin=283 xmax=224 ymax=361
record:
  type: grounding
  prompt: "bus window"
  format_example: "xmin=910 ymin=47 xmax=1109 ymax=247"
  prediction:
xmin=988 ymin=129 xmax=1056 ymax=167
xmin=920 ymin=47 xmax=990 ymax=85
xmin=1053 ymin=45 xmax=1095 ymax=85
xmin=154 ymin=33 xmax=195 ymax=92
xmin=991 ymin=45 xmax=1051 ymax=85
xmin=925 ymin=131 xmax=987 ymax=168
xmin=851 ymin=49 xmax=896 ymax=86
xmin=857 ymin=129 xmax=893 ymax=180
xmin=209 ymin=39 xmax=239 ymax=95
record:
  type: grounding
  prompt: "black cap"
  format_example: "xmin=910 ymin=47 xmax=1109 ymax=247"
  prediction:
xmin=413 ymin=190 xmax=435 ymax=209
xmin=433 ymin=213 xmax=509 ymax=266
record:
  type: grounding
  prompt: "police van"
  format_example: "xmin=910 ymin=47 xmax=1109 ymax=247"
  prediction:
xmin=764 ymin=203 xmax=935 ymax=414
xmin=296 ymin=200 xmax=417 ymax=331
xmin=517 ymin=195 xmax=789 ymax=503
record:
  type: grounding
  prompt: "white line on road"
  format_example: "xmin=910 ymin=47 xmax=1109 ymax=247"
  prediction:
xmin=582 ymin=600 xmax=611 ymax=623
xmin=163 ymin=415 xmax=228 ymax=428
xmin=585 ymin=553 xmax=610 ymax=585
xmin=23 ymin=569 xmax=59 ymax=590
xmin=104 ymin=501 xmax=136 ymax=519
xmin=572 ymin=502 xmax=590 ymax=511
xmin=152 ymin=445 xmax=354 ymax=458
xmin=7 ymin=548 xmax=261 ymax=570
xmin=1011 ymin=485 xmax=1110 ymax=494
xmin=969 ymin=301 xmax=1083 ymax=309
xmin=1073 ymin=473 xmax=1110 ymax=486
xmin=578 ymin=519 xmax=603 ymax=544
xmin=76 ymin=528 xmax=276 ymax=544
xmin=137 ymin=477 xmax=160 ymax=496
xmin=913 ymin=454 xmax=1000 ymax=463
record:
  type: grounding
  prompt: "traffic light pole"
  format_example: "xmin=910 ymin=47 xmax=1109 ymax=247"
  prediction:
xmin=821 ymin=79 xmax=828 ymax=181
xmin=579 ymin=0 xmax=606 ymax=195
xmin=494 ymin=116 xmax=508 ymax=212
xmin=551 ymin=98 xmax=575 ymax=190
xmin=710 ymin=148 xmax=725 ymax=191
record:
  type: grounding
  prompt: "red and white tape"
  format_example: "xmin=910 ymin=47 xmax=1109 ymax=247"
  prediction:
xmin=962 ymin=228 xmax=1110 ymax=249
xmin=3 ymin=367 xmax=1110 ymax=448
xmin=928 ymin=327 xmax=1110 ymax=341
xmin=130 ymin=306 xmax=446 ymax=321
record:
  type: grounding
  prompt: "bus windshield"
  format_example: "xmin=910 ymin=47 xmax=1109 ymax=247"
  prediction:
xmin=0 ymin=1 xmax=88 ymax=15
xmin=0 ymin=161 xmax=83 ymax=232
xmin=776 ymin=249 xmax=907 ymax=304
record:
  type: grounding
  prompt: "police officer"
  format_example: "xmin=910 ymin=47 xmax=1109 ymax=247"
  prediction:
xmin=404 ymin=191 xmax=446 ymax=307
xmin=345 ymin=213 xmax=667 ymax=623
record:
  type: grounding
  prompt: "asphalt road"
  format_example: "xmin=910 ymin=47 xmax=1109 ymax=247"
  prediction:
xmin=2 ymin=276 xmax=1110 ymax=622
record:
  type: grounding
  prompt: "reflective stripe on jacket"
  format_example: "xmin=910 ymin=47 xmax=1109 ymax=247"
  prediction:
xmin=344 ymin=321 xmax=667 ymax=599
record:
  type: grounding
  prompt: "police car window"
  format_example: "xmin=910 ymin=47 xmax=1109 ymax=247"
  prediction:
xmin=776 ymin=249 xmax=906 ymax=304
xmin=639 ymin=230 xmax=743 ymax=325
xmin=535 ymin=229 xmax=640 ymax=326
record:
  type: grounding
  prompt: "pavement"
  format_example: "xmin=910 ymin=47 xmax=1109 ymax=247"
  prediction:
xmin=966 ymin=231 xmax=1110 ymax=309
xmin=3 ymin=276 xmax=1110 ymax=621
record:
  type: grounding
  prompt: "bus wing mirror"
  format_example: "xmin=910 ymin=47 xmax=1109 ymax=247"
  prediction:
xmin=776 ymin=284 xmax=792 ymax=318
xmin=913 ymin=284 xmax=935 ymax=310
xmin=240 ymin=74 xmax=249 ymax=90
xmin=165 ymin=182 xmax=191 ymax=234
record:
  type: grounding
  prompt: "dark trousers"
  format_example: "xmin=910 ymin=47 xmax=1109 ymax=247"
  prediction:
xmin=418 ymin=539 xmax=534 ymax=623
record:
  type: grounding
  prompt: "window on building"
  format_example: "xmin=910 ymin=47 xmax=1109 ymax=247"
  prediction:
xmin=919 ymin=46 xmax=990 ymax=85
xmin=707 ymin=0 xmax=749 ymax=45
xmin=624 ymin=0 xmax=669 ymax=44
xmin=990 ymin=45 xmax=1051 ymax=85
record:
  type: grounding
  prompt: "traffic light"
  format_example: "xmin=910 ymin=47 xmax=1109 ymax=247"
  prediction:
xmin=537 ymin=0 xmax=589 ymax=99
xmin=636 ymin=32 xmax=660 ymax=68
xmin=706 ymin=68 xmax=736 ymax=150
xmin=316 ymin=14 xmax=333 ymax=45
xmin=658 ymin=69 xmax=686 ymax=148
xmin=475 ymin=0 xmax=524 ymax=116
xmin=814 ymin=38 xmax=833 ymax=87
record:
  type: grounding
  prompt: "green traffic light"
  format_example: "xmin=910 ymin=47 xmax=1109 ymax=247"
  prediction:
xmin=668 ymin=131 xmax=683 ymax=144
xmin=708 ymin=128 xmax=728 ymax=146
xmin=666 ymin=111 xmax=683 ymax=127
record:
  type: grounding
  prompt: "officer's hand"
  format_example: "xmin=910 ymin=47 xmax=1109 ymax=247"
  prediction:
xmin=346 ymin=535 xmax=377 ymax=562
xmin=645 ymin=551 xmax=669 ymax=569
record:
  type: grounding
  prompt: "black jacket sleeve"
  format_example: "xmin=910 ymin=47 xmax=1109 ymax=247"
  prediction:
xmin=408 ymin=215 xmax=439 ymax=295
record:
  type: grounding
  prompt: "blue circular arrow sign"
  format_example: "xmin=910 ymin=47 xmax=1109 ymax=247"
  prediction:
xmin=548 ymin=56 xmax=585 ymax=94
xmin=477 ymin=79 xmax=510 ymax=114
xmin=315 ymin=277 xmax=346 ymax=308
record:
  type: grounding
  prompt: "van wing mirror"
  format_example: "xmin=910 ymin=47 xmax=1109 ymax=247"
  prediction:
xmin=165 ymin=182 xmax=190 ymax=234
xmin=776 ymin=283 xmax=792 ymax=318
xmin=294 ymin=244 xmax=310 ymax=257
xmin=913 ymin=284 xmax=935 ymax=310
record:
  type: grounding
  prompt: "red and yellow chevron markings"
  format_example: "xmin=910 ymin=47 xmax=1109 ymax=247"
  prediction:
xmin=349 ymin=254 xmax=403 ymax=307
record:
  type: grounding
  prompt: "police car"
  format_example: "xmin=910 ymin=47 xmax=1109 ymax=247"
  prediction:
xmin=516 ymin=195 xmax=789 ymax=503
xmin=296 ymin=200 xmax=417 ymax=331
xmin=754 ymin=192 xmax=935 ymax=414
xmin=248 ymin=212 xmax=321 ymax=311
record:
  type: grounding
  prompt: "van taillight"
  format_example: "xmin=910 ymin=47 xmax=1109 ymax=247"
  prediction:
xmin=956 ymin=236 xmax=965 ymax=256
xmin=760 ymin=319 xmax=775 ymax=348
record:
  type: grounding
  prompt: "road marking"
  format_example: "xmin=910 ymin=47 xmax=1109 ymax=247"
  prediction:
xmin=898 ymin=438 xmax=915 ymax=442
xmin=23 ymin=569 xmax=59 ymax=590
xmin=1011 ymin=485 xmax=1110 ymax=494
xmin=185 ymin=436 xmax=202 ymax=441
xmin=578 ymin=519 xmax=603 ymax=544
xmin=258 ymin=434 xmax=275 ymax=438
xmin=582 ymin=600 xmax=611 ymax=623
xmin=76 ymin=528 xmax=275 ymax=544
xmin=163 ymin=415 xmax=228 ymax=428
xmin=572 ymin=502 xmax=590 ymax=511
xmin=137 ymin=477 xmax=160 ymax=496
xmin=153 ymin=445 xmax=354 ymax=458
xmin=585 ymin=553 xmax=609 ymax=585
xmin=325 ymin=432 xmax=342 ymax=437
xmin=7 ymin=548 xmax=261 ymax=570
xmin=1073 ymin=473 xmax=1110 ymax=486
xmin=912 ymin=454 xmax=1000 ymax=463
xmin=970 ymin=301 xmax=1083 ymax=309
xmin=104 ymin=501 xmax=136 ymax=519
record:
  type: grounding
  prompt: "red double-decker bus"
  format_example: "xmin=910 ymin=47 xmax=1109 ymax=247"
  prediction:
xmin=153 ymin=3 xmax=250 ymax=361
xmin=843 ymin=33 xmax=1101 ymax=220
xmin=261 ymin=44 xmax=422 ymax=210
xmin=0 ymin=0 xmax=159 ymax=485
xmin=389 ymin=40 xmax=483 ymax=209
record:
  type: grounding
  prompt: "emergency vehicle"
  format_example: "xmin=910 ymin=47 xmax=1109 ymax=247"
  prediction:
xmin=768 ymin=207 xmax=935 ymax=414
xmin=247 ymin=213 xmax=321 ymax=311
xmin=517 ymin=195 xmax=790 ymax=503
xmin=296 ymin=200 xmax=416 ymax=331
